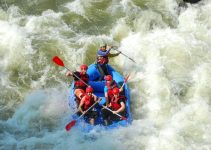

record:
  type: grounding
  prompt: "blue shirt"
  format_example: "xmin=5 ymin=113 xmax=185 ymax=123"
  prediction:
xmin=97 ymin=48 xmax=111 ymax=57
xmin=104 ymin=86 xmax=108 ymax=93
xmin=104 ymin=83 xmax=120 ymax=93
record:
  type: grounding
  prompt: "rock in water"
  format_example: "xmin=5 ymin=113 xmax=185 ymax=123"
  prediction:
xmin=183 ymin=0 xmax=201 ymax=4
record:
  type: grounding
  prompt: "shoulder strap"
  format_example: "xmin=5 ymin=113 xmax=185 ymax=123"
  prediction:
xmin=96 ymin=64 xmax=105 ymax=81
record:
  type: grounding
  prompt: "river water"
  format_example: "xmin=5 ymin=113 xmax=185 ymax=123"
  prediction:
xmin=0 ymin=0 xmax=211 ymax=150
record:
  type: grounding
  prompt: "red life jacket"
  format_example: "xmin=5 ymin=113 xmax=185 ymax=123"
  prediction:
xmin=74 ymin=72 xmax=89 ymax=89
xmin=110 ymin=96 xmax=126 ymax=111
xmin=83 ymin=94 xmax=95 ymax=111
xmin=106 ymin=81 xmax=117 ymax=97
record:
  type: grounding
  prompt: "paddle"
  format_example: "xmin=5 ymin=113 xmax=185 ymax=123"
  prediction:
xmin=72 ymin=110 xmax=80 ymax=116
xmin=112 ymin=46 xmax=136 ymax=63
xmin=102 ymin=105 xmax=127 ymax=120
xmin=65 ymin=100 xmax=99 ymax=131
xmin=52 ymin=56 xmax=89 ymax=86
xmin=120 ymin=73 xmax=130 ymax=89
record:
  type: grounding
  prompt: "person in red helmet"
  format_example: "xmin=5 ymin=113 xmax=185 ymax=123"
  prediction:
xmin=66 ymin=64 xmax=89 ymax=105
xmin=101 ymin=87 xmax=126 ymax=126
xmin=104 ymin=75 xmax=123 ymax=107
xmin=78 ymin=86 xmax=99 ymax=125
xmin=96 ymin=44 xmax=121 ymax=81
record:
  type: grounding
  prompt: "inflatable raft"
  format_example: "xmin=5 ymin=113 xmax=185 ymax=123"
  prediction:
xmin=68 ymin=64 xmax=132 ymax=131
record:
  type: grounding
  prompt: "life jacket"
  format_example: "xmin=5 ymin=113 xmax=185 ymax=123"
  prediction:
xmin=83 ymin=94 xmax=95 ymax=111
xmin=74 ymin=72 xmax=89 ymax=89
xmin=110 ymin=95 xmax=126 ymax=111
xmin=106 ymin=80 xmax=117 ymax=98
xmin=96 ymin=50 xmax=109 ymax=65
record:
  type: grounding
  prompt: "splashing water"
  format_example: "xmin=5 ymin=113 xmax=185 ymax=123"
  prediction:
xmin=0 ymin=0 xmax=211 ymax=149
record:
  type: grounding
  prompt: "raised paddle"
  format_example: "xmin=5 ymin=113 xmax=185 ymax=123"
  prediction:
xmin=65 ymin=100 xmax=99 ymax=131
xmin=112 ymin=46 xmax=136 ymax=63
xmin=102 ymin=105 xmax=127 ymax=120
xmin=52 ymin=56 xmax=89 ymax=86
xmin=120 ymin=73 xmax=130 ymax=89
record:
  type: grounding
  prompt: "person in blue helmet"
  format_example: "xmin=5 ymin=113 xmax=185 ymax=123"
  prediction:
xmin=96 ymin=44 xmax=120 ymax=81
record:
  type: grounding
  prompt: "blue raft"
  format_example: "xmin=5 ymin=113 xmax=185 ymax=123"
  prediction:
xmin=68 ymin=64 xmax=132 ymax=131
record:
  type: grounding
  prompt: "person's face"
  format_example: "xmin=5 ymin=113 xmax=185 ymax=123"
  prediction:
xmin=114 ymin=93 xmax=119 ymax=98
xmin=81 ymin=68 xmax=87 ymax=74
xmin=101 ymin=46 xmax=106 ymax=51
xmin=106 ymin=80 xmax=112 ymax=85
xmin=87 ymin=92 xmax=92 ymax=96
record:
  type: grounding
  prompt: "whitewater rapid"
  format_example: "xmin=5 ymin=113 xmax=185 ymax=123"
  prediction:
xmin=0 ymin=0 xmax=211 ymax=150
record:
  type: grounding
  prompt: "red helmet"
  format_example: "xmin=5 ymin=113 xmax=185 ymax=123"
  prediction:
xmin=80 ymin=64 xmax=88 ymax=70
xmin=86 ymin=86 xmax=93 ymax=93
xmin=105 ymin=75 xmax=112 ymax=81
xmin=112 ymin=87 xmax=120 ymax=95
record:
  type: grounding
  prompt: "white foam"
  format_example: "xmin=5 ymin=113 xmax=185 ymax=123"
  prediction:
xmin=1 ymin=0 xmax=211 ymax=149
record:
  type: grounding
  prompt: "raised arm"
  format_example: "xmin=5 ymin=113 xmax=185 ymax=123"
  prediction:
xmin=66 ymin=70 xmax=73 ymax=76
xmin=108 ymin=52 xmax=121 ymax=58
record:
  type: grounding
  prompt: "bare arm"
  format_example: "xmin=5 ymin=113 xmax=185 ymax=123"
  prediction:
xmin=66 ymin=70 xmax=73 ymax=76
xmin=119 ymin=87 xmax=123 ymax=92
xmin=105 ymin=92 xmax=109 ymax=106
xmin=108 ymin=52 xmax=121 ymax=58
xmin=79 ymin=97 xmax=85 ymax=114
xmin=92 ymin=93 xmax=98 ymax=102
xmin=114 ymin=102 xmax=125 ymax=114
